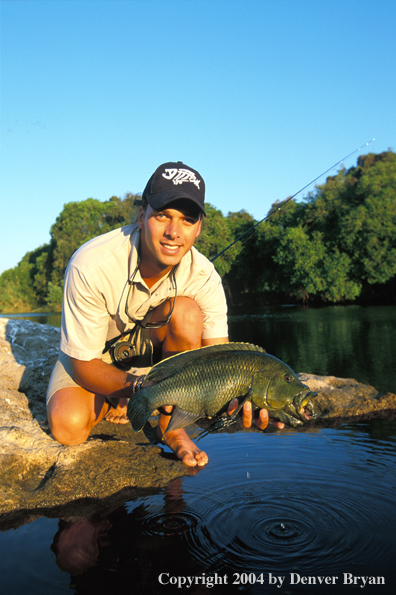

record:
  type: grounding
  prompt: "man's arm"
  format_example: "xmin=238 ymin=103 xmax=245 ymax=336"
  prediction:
xmin=201 ymin=337 xmax=229 ymax=346
xmin=70 ymin=357 xmax=139 ymax=399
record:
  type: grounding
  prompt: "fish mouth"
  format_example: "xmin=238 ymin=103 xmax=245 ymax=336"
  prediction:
xmin=294 ymin=390 xmax=317 ymax=422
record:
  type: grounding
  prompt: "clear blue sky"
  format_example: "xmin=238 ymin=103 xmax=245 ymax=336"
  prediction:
xmin=1 ymin=0 xmax=395 ymax=275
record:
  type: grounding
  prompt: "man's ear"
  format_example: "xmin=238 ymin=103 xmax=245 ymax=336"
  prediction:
xmin=195 ymin=219 xmax=202 ymax=239
xmin=137 ymin=206 xmax=145 ymax=229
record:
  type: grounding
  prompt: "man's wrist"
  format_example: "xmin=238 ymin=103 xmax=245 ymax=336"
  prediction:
xmin=131 ymin=375 xmax=146 ymax=394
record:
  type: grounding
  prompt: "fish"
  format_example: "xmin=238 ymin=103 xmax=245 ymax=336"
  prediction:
xmin=127 ymin=342 xmax=317 ymax=436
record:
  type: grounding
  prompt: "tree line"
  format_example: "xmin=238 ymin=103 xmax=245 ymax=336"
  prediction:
xmin=0 ymin=150 xmax=395 ymax=313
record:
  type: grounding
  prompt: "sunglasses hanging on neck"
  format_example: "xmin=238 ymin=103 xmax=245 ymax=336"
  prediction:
xmin=124 ymin=262 xmax=178 ymax=329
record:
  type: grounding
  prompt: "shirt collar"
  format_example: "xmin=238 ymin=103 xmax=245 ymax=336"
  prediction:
xmin=128 ymin=225 xmax=141 ymax=281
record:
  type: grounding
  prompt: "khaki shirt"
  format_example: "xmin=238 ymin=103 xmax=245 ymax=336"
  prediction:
xmin=61 ymin=225 xmax=228 ymax=360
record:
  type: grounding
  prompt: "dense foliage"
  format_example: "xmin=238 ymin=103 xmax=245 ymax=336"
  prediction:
xmin=0 ymin=151 xmax=395 ymax=313
xmin=225 ymin=150 xmax=396 ymax=304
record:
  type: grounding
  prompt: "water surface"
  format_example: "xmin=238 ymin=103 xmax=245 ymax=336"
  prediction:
xmin=228 ymin=304 xmax=396 ymax=394
xmin=1 ymin=420 xmax=395 ymax=594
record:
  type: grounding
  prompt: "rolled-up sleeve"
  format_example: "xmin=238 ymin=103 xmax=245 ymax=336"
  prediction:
xmin=61 ymin=264 xmax=110 ymax=360
xmin=194 ymin=270 xmax=228 ymax=339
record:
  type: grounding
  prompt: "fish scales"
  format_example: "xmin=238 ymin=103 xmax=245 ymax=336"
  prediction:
xmin=127 ymin=342 xmax=317 ymax=433
xmin=147 ymin=351 xmax=264 ymax=416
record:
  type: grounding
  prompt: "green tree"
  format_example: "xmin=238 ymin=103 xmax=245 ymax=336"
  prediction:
xmin=0 ymin=193 xmax=140 ymax=313
xmin=0 ymin=257 xmax=38 ymax=312
xmin=49 ymin=198 xmax=116 ymax=285
xmin=49 ymin=194 xmax=139 ymax=286
xmin=339 ymin=151 xmax=396 ymax=287
xmin=226 ymin=150 xmax=396 ymax=304
xmin=194 ymin=203 xmax=235 ymax=278
xmin=46 ymin=282 xmax=63 ymax=310
xmin=1 ymin=152 xmax=394 ymax=313
xmin=194 ymin=206 xmax=256 ymax=279
xmin=29 ymin=244 xmax=52 ymax=305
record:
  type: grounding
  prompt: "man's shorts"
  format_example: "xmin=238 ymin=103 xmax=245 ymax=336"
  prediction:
xmin=46 ymin=323 xmax=153 ymax=405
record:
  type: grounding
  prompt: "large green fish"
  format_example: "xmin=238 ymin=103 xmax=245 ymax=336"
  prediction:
xmin=127 ymin=343 xmax=317 ymax=435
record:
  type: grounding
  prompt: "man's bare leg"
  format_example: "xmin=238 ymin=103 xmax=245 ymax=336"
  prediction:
xmin=150 ymin=297 xmax=209 ymax=467
xmin=157 ymin=405 xmax=209 ymax=467
xmin=48 ymin=382 xmax=208 ymax=467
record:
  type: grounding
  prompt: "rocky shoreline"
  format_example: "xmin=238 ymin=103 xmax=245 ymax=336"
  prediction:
xmin=1 ymin=318 xmax=395 ymax=525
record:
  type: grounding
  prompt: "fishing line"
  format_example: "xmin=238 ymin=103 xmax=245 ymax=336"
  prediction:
xmin=210 ymin=139 xmax=375 ymax=263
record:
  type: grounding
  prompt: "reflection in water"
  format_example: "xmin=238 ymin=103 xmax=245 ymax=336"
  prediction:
xmin=2 ymin=421 xmax=395 ymax=594
xmin=52 ymin=517 xmax=113 ymax=575
xmin=50 ymin=479 xmax=189 ymax=576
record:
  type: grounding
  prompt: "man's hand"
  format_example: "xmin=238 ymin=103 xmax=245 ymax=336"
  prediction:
xmin=227 ymin=398 xmax=285 ymax=431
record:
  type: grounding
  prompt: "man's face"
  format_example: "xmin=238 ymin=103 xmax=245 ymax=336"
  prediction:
xmin=138 ymin=199 xmax=202 ymax=273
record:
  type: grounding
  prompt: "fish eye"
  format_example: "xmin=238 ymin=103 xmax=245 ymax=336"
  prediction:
xmin=284 ymin=374 xmax=292 ymax=383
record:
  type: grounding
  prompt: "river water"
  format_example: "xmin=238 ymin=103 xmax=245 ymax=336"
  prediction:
xmin=1 ymin=305 xmax=396 ymax=594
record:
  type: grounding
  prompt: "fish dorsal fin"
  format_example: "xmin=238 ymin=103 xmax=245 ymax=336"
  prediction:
xmin=146 ymin=342 xmax=266 ymax=383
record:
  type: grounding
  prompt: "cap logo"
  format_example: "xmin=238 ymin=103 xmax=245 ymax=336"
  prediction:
xmin=162 ymin=168 xmax=201 ymax=189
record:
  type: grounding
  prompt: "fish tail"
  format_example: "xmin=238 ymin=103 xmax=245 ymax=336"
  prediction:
xmin=127 ymin=390 xmax=152 ymax=432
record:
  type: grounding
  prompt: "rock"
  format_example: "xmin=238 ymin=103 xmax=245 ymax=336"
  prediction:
xmin=0 ymin=318 xmax=395 ymax=521
xmin=298 ymin=373 xmax=396 ymax=422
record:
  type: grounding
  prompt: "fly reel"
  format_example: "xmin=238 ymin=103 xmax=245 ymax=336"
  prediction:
xmin=109 ymin=339 xmax=137 ymax=370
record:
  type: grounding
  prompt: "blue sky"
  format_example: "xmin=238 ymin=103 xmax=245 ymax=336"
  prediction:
xmin=1 ymin=0 xmax=395 ymax=275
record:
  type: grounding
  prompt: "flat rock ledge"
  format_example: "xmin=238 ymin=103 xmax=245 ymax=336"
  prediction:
xmin=1 ymin=318 xmax=395 ymax=522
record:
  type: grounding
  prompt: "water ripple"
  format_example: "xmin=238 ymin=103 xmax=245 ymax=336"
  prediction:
xmin=168 ymin=427 xmax=396 ymax=576
xmin=140 ymin=511 xmax=205 ymax=537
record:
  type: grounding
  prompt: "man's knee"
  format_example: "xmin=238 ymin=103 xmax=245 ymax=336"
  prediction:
xmin=49 ymin=415 xmax=91 ymax=446
xmin=172 ymin=297 xmax=203 ymax=326
xmin=150 ymin=297 xmax=203 ymax=352
xmin=168 ymin=297 xmax=203 ymax=340
xmin=47 ymin=388 xmax=96 ymax=445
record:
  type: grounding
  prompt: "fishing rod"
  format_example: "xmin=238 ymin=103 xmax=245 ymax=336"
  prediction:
xmin=210 ymin=139 xmax=375 ymax=263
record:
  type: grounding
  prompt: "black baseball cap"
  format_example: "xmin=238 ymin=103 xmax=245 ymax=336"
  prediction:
xmin=142 ymin=161 xmax=206 ymax=216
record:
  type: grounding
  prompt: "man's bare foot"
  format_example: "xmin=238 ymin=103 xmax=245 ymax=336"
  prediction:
xmin=105 ymin=398 xmax=129 ymax=424
xmin=158 ymin=406 xmax=209 ymax=467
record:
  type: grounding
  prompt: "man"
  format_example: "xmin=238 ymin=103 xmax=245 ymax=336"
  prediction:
xmin=47 ymin=161 xmax=283 ymax=467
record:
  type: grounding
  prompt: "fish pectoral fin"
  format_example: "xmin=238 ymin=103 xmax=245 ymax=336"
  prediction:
xmin=164 ymin=407 xmax=201 ymax=435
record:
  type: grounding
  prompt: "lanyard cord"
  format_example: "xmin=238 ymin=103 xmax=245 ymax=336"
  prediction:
xmin=102 ymin=262 xmax=178 ymax=354
xmin=125 ymin=263 xmax=178 ymax=328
